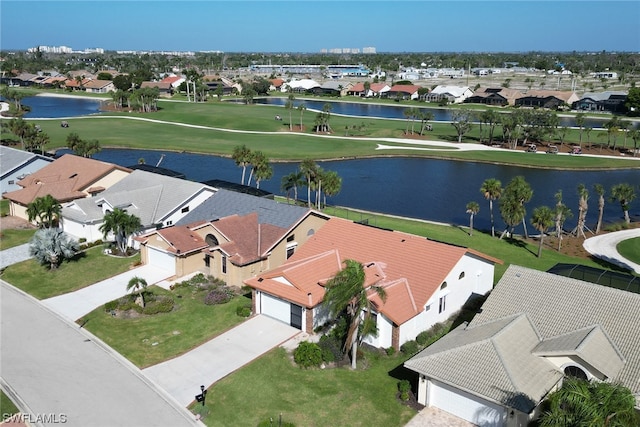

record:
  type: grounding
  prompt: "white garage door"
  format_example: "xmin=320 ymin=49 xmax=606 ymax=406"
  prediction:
xmin=430 ymin=380 xmax=504 ymax=426
xmin=261 ymin=293 xmax=291 ymax=325
xmin=147 ymin=247 xmax=176 ymax=275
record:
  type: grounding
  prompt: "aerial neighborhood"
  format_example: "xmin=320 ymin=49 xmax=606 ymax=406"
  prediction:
xmin=1 ymin=45 xmax=640 ymax=427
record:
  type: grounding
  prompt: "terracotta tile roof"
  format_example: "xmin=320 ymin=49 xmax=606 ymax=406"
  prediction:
xmin=83 ymin=79 xmax=113 ymax=89
xmin=520 ymin=90 xmax=577 ymax=102
xmin=349 ymin=83 xmax=365 ymax=92
xmin=141 ymin=81 xmax=172 ymax=90
xmin=64 ymin=78 xmax=92 ymax=88
xmin=161 ymin=76 xmax=182 ymax=84
xmin=246 ymin=218 xmax=500 ymax=325
xmin=270 ymin=78 xmax=284 ymax=87
xmin=155 ymin=225 xmax=208 ymax=255
xmin=389 ymin=84 xmax=421 ymax=94
xmin=3 ymin=154 xmax=130 ymax=205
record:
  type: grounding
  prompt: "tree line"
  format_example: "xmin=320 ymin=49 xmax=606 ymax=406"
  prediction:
xmin=472 ymin=177 xmax=638 ymax=257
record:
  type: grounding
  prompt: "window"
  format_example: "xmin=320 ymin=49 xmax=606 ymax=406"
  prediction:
xmin=221 ymin=255 xmax=227 ymax=274
xmin=8 ymin=180 xmax=14 ymax=185
xmin=458 ymin=272 xmax=465 ymax=280
xmin=425 ymin=304 xmax=431 ymax=312
xmin=205 ymin=234 xmax=219 ymax=246
xmin=439 ymin=296 xmax=446 ymax=313
xmin=204 ymin=255 xmax=210 ymax=268
xmin=166 ymin=220 xmax=173 ymax=226
xmin=440 ymin=281 xmax=447 ymax=290
xmin=287 ymin=234 xmax=295 ymax=242
xmin=564 ymin=365 xmax=588 ymax=381
xmin=181 ymin=206 xmax=190 ymax=213
xmin=286 ymin=242 xmax=297 ymax=259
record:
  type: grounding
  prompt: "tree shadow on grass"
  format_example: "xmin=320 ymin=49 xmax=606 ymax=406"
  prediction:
xmin=503 ymin=236 xmax=537 ymax=257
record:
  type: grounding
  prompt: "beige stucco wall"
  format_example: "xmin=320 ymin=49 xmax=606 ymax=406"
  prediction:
xmin=9 ymin=202 xmax=29 ymax=222
xmin=81 ymin=169 xmax=130 ymax=195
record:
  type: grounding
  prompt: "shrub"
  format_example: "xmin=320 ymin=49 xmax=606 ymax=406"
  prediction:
xmin=400 ymin=340 xmax=419 ymax=356
xmin=142 ymin=296 xmax=175 ymax=315
xmin=386 ymin=346 xmax=396 ymax=356
xmin=236 ymin=305 xmax=251 ymax=317
xmin=318 ymin=335 xmax=342 ymax=363
xmin=204 ymin=288 xmax=233 ymax=305
xmin=104 ymin=300 xmax=118 ymax=312
xmin=416 ymin=331 xmax=430 ymax=346
xmin=293 ymin=341 xmax=323 ymax=368
xmin=398 ymin=380 xmax=411 ymax=401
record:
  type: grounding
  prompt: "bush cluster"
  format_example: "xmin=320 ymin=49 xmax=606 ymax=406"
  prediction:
xmin=400 ymin=340 xmax=419 ymax=356
xmin=398 ymin=380 xmax=411 ymax=401
xmin=204 ymin=288 xmax=233 ymax=305
xmin=293 ymin=341 xmax=323 ymax=368
xmin=142 ymin=296 xmax=175 ymax=315
xmin=318 ymin=335 xmax=342 ymax=363
xmin=236 ymin=305 xmax=251 ymax=317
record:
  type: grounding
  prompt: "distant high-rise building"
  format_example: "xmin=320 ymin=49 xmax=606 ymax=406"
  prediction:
xmin=363 ymin=46 xmax=377 ymax=54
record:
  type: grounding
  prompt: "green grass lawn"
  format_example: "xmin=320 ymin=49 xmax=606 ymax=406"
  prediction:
xmin=190 ymin=347 xmax=417 ymax=427
xmin=1 ymin=246 xmax=139 ymax=299
xmin=80 ymin=285 xmax=251 ymax=368
xmin=0 ymin=228 xmax=36 ymax=250
xmin=1 ymin=390 xmax=20 ymax=417
xmin=617 ymin=237 xmax=640 ymax=264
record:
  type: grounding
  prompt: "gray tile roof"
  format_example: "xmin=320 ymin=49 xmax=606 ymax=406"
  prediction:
xmin=62 ymin=170 xmax=213 ymax=227
xmin=175 ymin=189 xmax=310 ymax=228
xmin=405 ymin=265 xmax=640 ymax=411
xmin=0 ymin=146 xmax=52 ymax=178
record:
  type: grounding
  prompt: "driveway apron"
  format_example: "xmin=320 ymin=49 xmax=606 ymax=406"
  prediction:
xmin=1 ymin=281 xmax=200 ymax=427
xmin=42 ymin=265 xmax=172 ymax=321
xmin=143 ymin=315 xmax=300 ymax=406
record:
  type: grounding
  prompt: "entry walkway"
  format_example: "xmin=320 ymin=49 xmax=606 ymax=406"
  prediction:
xmin=1 ymin=281 xmax=200 ymax=427
xmin=42 ymin=264 xmax=173 ymax=321
xmin=143 ymin=315 xmax=300 ymax=406
xmin=0 ymin=243 xmax=31 ymax=270
xmin=583 ymin=228 xmax=640 ymax=274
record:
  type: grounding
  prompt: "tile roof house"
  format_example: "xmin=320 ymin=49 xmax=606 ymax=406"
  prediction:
xmin=140 ymin=81 xmax=174 ymax=96
xmin=269 ymin=78 xmax=285 ymax=91
xmin=160 ymin=75 xmax=185 ymax=88
xmin=422 ymin=85 xmax=473 ymax=104
xmin=136 ymin=191 xmax=329 ymax=281
xmin=386 ymin=84 xmax=422 ymax=100
xmin=0 ymin=146 xmax=54 ymax=195
xmin=346 ymin=82 xmax=391 ymax=98
xmin=3 ymin=154 xmax=131 ymax=222
xmin=312 ymin=81 xmax=353 ymax=97
xmin=515 ymin=90 xmax=579 ymax=109
xmin=405 ymin=265 xmax=640 ymax=427
xmin=83 ymin=79 xmax=116 ymax=94
xmin=465 ymin=87 xmax=523 ymax=106
xmin=61 ymin=169 xmax=216 ymax=245
xmin=245 ymin=217 xmax=500 ymax=343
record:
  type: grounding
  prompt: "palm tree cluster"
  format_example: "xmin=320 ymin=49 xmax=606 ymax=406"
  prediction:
xmin=3 ymin=117 xmax=50 ymax=152
xmin=403 ymin=107 xmax=434 ymax=136
xmin=231 ymin=145 xmax=273 ymax=189
xmin=99 ymin=208 xmax=142 ymax=255
xmin=65 ymin=132 xmax=101 ymax=158
xmin=26 ymin=195 xmax=61 ymax=228
xmin=282 ymin=159 xmax=342 ymax=209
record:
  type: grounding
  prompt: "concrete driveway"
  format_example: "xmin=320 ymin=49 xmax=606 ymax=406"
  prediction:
xmin=583 ymin=228 xmax=640 ymax=274
xmin=143 ymin=315 xmax=300 ymax=406
xmin=42 ymin=265 xmax=173 ymax=321
xmin=1 ymin=281 xmax=200 ymax=427
xmin=0 ymin=243 xmax=32 ymax=270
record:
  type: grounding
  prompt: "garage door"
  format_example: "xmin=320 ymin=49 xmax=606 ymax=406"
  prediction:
xmin=147 ymin=247 xmax=176 ymax=275
xmin=430 ymin=380 xmax=504 ymax=426
xmin=261 ymin=293 xmax=291 ymax=325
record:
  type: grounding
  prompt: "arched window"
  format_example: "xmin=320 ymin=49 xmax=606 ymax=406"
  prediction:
xmin=440 ymin=282 xmax=447 ymax=290
xmin=564 ymin=365 xmax=588 ymax=381
xmin=458 ymin=272 xmax=465 ymax=280
xmin=307 ymin=229 xmax=315 ymax=236
xmin=205 ymin=234 xmax=219 ymax=247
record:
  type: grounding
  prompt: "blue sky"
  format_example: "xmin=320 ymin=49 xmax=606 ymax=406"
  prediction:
xmin=2 ymin=1 xmax=639 ymax=53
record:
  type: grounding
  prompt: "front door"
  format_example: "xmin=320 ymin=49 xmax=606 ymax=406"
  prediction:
xmin=290 ymin=304 xmax=302 ymax=330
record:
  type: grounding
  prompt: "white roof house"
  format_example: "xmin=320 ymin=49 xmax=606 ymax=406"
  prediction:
xmin=405 ymin=265 xmax=640 ymax=427
xmin=61 ymin=170 xmax=216 ymax=244
xmin=281 ymin=79 xmax=320 ymax=92
xmin=424 ymin=85 xmax=473 ymax=103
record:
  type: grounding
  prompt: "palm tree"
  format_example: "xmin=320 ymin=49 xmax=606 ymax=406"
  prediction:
xmin=285 ymin=94 xmax=295 ymax=131
xmin=322 ymin=259 xmax=386 ymax=370
xmin=299 ymin=159 xmax=319 ymax=208
xmin=450 ymin=108 xmax=474 ymax=143
xmin=99 ymin=208 xmax=142 ymax=254
xmin=7 ymin=118 xmax=31 ymax=150
xmin=593 ymin=184 xmax=606 ymax=234
xmin=530 ymin=206 xmax=554 ymax=257
xmin=29 ymin=227 xmax=79 ymax=270
xmin=127 ymin=276 xmax=148 ymax=308
xmin=480 ymin=178 xmax=502 ymax=237
xmin=465 ymin=201 xmax=480 ymax=236
xmin=252 ymin=152 xmax=273 ymax=189
xmin=610 ymin=183 xmax=636 ymax=224
xmin=418 ymin=110 xmax=434 ymax=135
xmin=553 ymin=190 xmax=573 ymax=251
xmin=321 ymin=170 xmax=342 ymax=208
xmin=572 ymin=184 xmax=589 ymax=238
xmin=281 ymin=171 xmax=304 ymax=204
xmin=538 ymin=378 xmax=638 ymax=427
xmin=575 ymin=112 xmax=586 ymax=146
xmin=499 ymin=176 xmax=533 ymax=240
xmin=26 ymin=195 xmax=62 ymax=228
xmin=297 ymin=103 xmax=306 ymax=131
xmin=232 ymin=145 xmax=252 ymax=185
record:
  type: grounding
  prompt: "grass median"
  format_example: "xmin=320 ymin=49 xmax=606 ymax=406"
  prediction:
xmin=617 ymin=237 xmax=640 ymax=264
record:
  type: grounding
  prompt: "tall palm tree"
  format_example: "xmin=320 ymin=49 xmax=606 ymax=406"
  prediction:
xmin=465 ymin=201 xmax=480 ymax=236
xmin=321 ymin=170 xmax=342 ymax=208
xmin=297 ymin=103 xmax=306 ymax=131
xmin=418 ymin=110 xmax=434 ymax=135
xmin=232 ymin=145 xmax=252 ymax=185
xmin=99 ymin=208 xmax=141 ymax=254
xmin=530 ymin=206 xmax=554 ymax=258
xmin=280 ymin=171 xmax=303 ymax=204
xmin=127 ymin=276 xmax=148 ymax=308
xmin=480 ymin=178 xmax=502 ymax=237
xmin=26 ymin=195 xmax=61 ymax=228
xmin=252 ymin=152 xmax=273 ymax=189
xmin=285 ymin=94 xmax=295 ymax=131
xmin=322 ymin=259 xmax=386 ymax=370
xmin=553 ymin=190 xmax=573 ymax=251
xmin=572 ymin=184 xmax=589 ymax=238
xmin=610 ymin=183 xmax=636 ymax=224
xmin=575 ymin=112 xmax=586 ymax=146
xmin=538 ymin=378 xmax=638 ymax=427
xmin=299 ymin=159 xmax=319 ymax=208
xmin=593 ymin=184 xmax=606 ymax=234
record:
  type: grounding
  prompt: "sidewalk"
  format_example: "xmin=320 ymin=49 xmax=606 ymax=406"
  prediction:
xmin=583 ymin=228 xmax=640 ymax=274
xmin=0 ymin=243 xmax=31 ymax=270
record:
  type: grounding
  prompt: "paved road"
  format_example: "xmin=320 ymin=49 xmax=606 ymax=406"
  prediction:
xmin=0 ymin=281 xmax=201 ymax=427
xmin=42 ymin=265 xmax=172 ymax=321
xmin=583 ymin=228 xmax=640 ymax=274
xmin=143 ymin=315 xmax=299 ymax=406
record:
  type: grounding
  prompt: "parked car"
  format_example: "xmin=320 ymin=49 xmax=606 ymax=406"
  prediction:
xmin=546 ymin=145 xmax=558 ymax=154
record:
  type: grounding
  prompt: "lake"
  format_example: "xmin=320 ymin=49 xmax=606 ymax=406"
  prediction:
xmin=21 ymin=96 xmax=104 ymax=118
xmin=57 ymin=148 xmax=640 ymax=234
